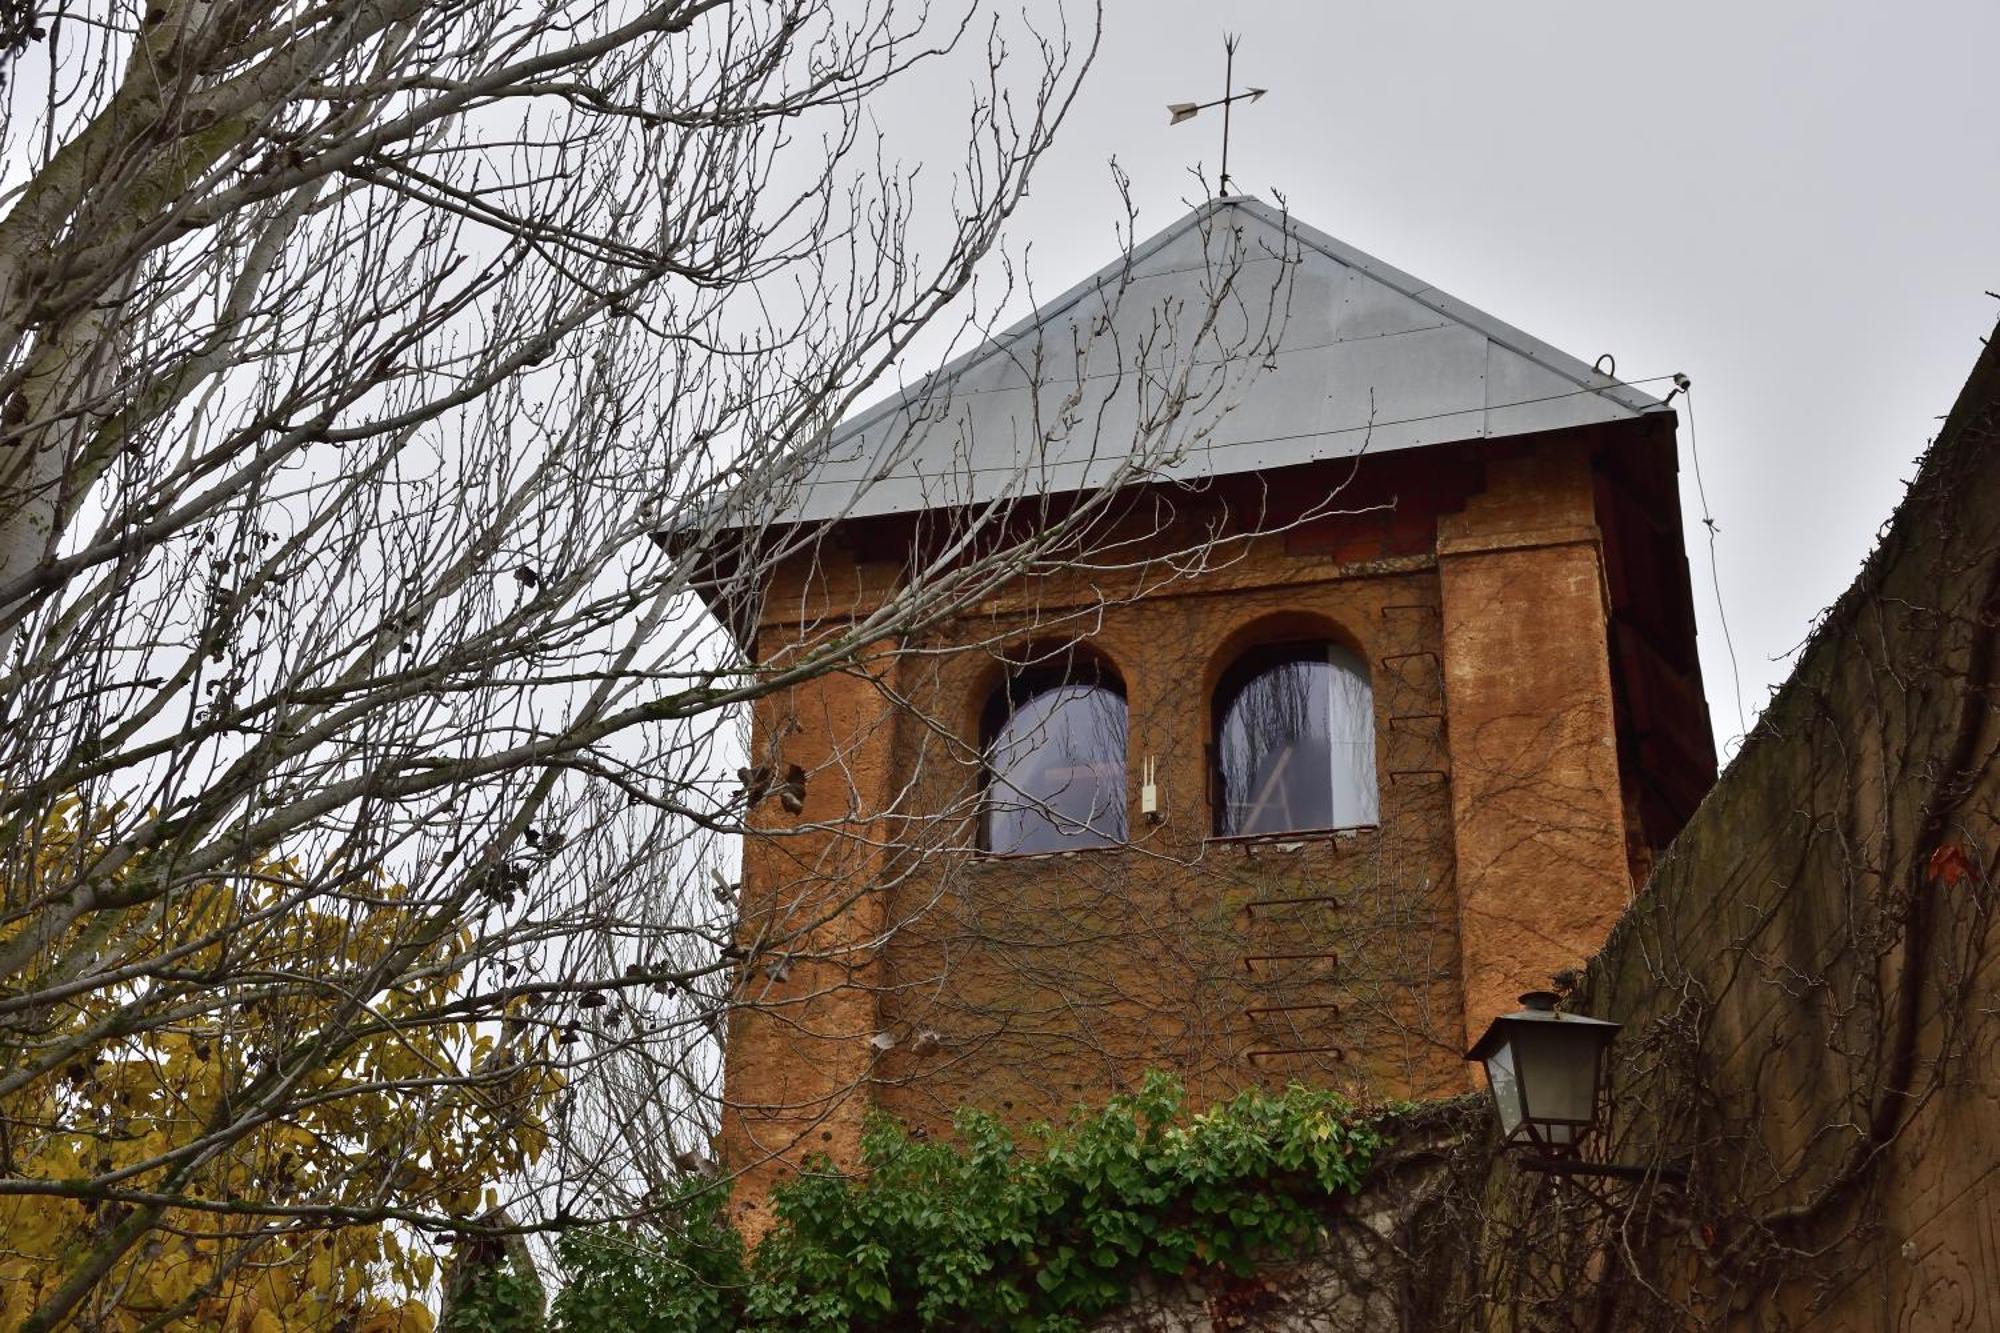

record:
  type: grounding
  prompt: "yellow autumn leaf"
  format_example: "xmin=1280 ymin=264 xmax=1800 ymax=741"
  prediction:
xmin=3 ymin=805 xmax=556 ymax=1331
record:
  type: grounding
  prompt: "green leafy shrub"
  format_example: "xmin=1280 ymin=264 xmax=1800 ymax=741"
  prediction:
xmin=550 ymin=1073 xmax=1381 ymax=1331
xmin=446 ymin=1265 xmax=547 ymax=1333
xmin=546 ymin=1184 xmax=745 ymax=1333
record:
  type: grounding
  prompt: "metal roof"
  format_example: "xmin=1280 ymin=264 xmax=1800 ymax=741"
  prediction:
xmin=763 ymin=196 xmax=1667 ymax=526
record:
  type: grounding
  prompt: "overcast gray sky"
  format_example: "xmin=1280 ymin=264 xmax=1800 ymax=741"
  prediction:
xmin=888 ymin=0 xmax=1997 ymax=757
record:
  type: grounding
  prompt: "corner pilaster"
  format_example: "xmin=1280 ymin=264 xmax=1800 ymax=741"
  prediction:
xmin=1436 ymin=446 xmax=1631 ymax=1054
xmin=717 ymin=637 xmax=901 ymax=1240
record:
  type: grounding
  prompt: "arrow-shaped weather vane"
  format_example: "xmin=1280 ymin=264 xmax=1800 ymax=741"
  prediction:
xmin=1167 ymin=34 xmax=1266 ymax=197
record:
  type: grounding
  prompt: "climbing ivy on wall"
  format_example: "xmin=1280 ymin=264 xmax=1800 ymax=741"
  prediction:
xmin=498 ymin=1073 xmax=1382 ymax=1333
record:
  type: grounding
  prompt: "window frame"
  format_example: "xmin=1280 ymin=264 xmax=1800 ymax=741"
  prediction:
xmin=1210 ymin=639 xmax=1379 ymax=839
xmin=976 ymin=660 xmax=1129 ymax=856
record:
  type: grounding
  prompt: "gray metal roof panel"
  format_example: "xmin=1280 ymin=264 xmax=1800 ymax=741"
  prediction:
xmin=759 ymin=197 xmax=1666 ymax=527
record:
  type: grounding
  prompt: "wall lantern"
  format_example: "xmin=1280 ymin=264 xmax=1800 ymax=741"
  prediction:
xmin=1465 ymin=991 xmax=1684 ymax=1183
xmin=1465 ymin=991 xmax=1619 ymax=1155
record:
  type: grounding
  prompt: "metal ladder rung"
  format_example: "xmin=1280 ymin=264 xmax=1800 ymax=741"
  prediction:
xmin=1246 ymin=1045 xmax=1346 ymax=1065
xmin=1246 ymin=1001 xmax=1343 ymax=1021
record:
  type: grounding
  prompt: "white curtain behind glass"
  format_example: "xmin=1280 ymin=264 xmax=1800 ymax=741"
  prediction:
xmin=1218 ymin=645 xmax=1377 ymax=835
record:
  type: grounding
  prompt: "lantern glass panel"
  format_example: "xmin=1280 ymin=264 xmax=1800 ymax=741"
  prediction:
xmin=1484 ymin=1041 xmax=1524 ymax=1137
xmin=1513 ymin=1023 xmax=1599 ymax=1128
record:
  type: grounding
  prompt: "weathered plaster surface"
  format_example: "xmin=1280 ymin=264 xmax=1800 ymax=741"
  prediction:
xmin=1437 ymin=445 xmax=1632 ymax=1049
xmin=718 ymin=635 xmax=900 ymax=1240
xmin=717 ymin=429 xmax=1696 ymax=1240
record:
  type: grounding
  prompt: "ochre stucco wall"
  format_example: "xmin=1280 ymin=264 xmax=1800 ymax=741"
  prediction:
xmin=1437 ymin=447 xmax=1633 ymax=1045
xmin=718 ymin=432 xmax=1673 ymax=1236
xmin=717 ymin=635 xmax=900 ymax=1228
xmin=867 ymin=564 xmax=1466 ymax=1137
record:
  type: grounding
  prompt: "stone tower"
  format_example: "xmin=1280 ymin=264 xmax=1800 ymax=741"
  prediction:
xmin=701 ymin=198 xmax=1715 ymax=1234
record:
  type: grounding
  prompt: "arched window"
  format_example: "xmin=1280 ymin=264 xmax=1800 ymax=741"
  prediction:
xmin=980 ymin=662 xmax=1128 ymax=855
xmin=1213 ymin=641 xmax=1377 ymax=837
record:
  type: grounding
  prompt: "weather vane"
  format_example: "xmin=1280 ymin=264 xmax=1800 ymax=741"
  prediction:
xmin=1167 ymin=34 xmax=1267 ymax=197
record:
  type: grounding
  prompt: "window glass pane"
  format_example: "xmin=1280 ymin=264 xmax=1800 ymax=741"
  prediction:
xmin=983 ymin=683 xmax=1127 ymax=854
xmin=1516 ymin=1025 xmax=1597 ymax=1126
xmin=1486 ymin=1044 xmax=1524 ymax=1136
xmin=1217 ymin=645 xmax=1377 ymax=836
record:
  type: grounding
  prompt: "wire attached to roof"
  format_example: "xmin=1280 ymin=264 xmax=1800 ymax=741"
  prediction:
xmin=1680 ymin=379 xmax=1749 ymax=754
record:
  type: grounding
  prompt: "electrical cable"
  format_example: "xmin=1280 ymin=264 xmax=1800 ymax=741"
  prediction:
xmin=1681 ymin=384 xmax=1749 ymax=753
